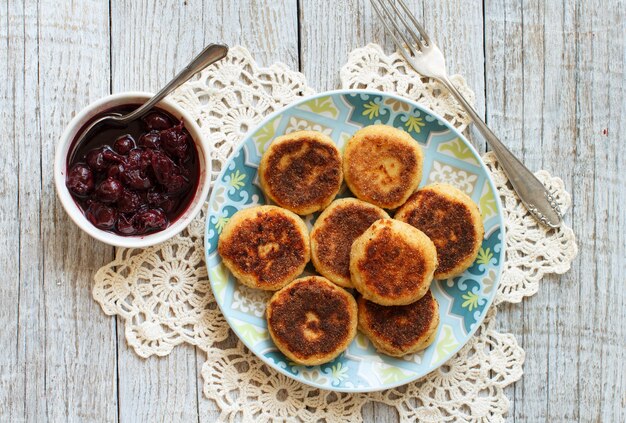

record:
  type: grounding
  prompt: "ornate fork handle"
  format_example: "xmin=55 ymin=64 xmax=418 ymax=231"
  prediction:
xmin=440 ymin=76 xmax=563 ymax=228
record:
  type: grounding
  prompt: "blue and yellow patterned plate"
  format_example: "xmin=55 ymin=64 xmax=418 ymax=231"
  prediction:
xmin=204 ymin=90 xmax=505 ymax=392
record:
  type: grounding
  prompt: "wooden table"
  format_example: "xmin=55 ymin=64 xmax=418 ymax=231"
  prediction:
xmin=1 ymin=1 xmax=624 ymax=421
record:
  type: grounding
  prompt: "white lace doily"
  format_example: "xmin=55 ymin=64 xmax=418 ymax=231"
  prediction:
xmin=93 ymin=44 xmax=578 ymax=421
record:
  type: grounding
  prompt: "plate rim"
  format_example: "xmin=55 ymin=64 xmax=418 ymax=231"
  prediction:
xmin=204 ymin=88 xmax=506 ymax=393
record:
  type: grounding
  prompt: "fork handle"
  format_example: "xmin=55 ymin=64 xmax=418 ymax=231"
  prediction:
xmin=440 ymin=77 xmax=562 ymax=228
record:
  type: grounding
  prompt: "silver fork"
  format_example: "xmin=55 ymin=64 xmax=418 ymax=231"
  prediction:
xmin=371 ymin=0 xmax=562 ymax=228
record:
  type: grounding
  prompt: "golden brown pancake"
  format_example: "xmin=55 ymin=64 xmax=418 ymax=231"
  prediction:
xmin=343 ymin=125 xmax=423 ymax=209
xmin=259 ymin=130 xmax=343 ymax=215
xmin=357 ymin=291 xmax=440 ymax=357
xmin=310 ymin=198 xmax=390 ymax=288
xmin=218 ymin=205 xmax=310 ymax=291
xmin=395 ymin=183 xmax=484 ymax=279
xmin=350 ymin=218 xmax=438 ymax=306
xmin=266 ymin=276 xmax=358 ymax=366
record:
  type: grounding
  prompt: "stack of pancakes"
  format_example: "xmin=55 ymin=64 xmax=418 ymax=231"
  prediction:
xmin=217 ymin=125 xmax=484 ymax=364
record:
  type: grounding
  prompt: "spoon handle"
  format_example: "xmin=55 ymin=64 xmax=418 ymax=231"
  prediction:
xmin=121 ymin=43 xmax=229 ymax=123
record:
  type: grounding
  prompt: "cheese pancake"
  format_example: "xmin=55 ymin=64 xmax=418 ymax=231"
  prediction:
xmin=259 ymin=130 xmax=342 ymax=215
xmin=343 ymin=125 xmax=423 ymax=209
xmin=266 ymin=276 xmax=358 ymax=366
xmin=395 ymin=183 xmax=484 ymax=279
xmin=350 ymin=218 xmax=438 ymax=306
xmin=218 ymin=205 xmax=310 ymax=290
xmin=310 ymin=198 xmax=389 ymax=288
xmin=357 ymin=291 xmax=439 ymax=357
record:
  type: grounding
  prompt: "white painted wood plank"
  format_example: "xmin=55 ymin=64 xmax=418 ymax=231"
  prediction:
xmin=570 ymin=0 xmax=625 ymax=421
xmin=38 ymin=0 xmax=118 ymax=420
xmin=484 ymin=1 xmax=549 ymax=421
xmin=0 ymin=0 xmax=117 ymax=421
xmin=537 ymin=0 xmax=582 ymax=419
xmin=0 ymin=1 xmax=26 ymax=418
xmin=299 ymin=0 xmax=422 ymax=92
xmin=597 ymin=3 xmax=626 ymax=420
xmin=110 ymin=1 xmax=299 ymax=420
xmin=486 ymin=0 xmax=626 ymax=421
xmin=117 ymin=345 xmax=201 ymax=421
xmin=13 ymin=3 xmax=48 ymax=419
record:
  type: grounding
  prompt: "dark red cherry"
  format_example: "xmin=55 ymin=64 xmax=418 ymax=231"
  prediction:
xmin=138 ymin=131 xmax=161 ymax=149
xmin=151 ymin=151 xmax=189 ymax=193
xmin=147 ymin=192 xmax=175 ymax=213
xmin=139 ymin=149 xmax=154 ymax=170
xmin=151 ymin=151 xmax=175 ymax=180
xmin=143 ymin=112 xmax=173 ymax=130
xmin=66 ymin=163 xmax=94 ymax=196
xmin=86 ymin=147 xmax=108 ymax=171
xmin=117 ymin=189 xmax=144 ymax=213
xmin=126 ymin=148 xmax=142 ymax=168
xmin=107 ymin=163 xmax=125 ymax=178
xmin=134 ymin=208 xmax=168 ymax=234
xmin=102 ymin=148 xmax=125 ymax=164
xmin=147 ymin=191 xmax=164 ymax=205
xmin=160 ymin=197 xmax=175 ymax=213
xmin=116 ymin=214 xmax=138 ymax=235
xmin=113 ymin=134 xmax=135 ymax=154
xmin=85 ymin=202 xmax=117 ymax=230
xmin=96 ymin=177 xmax=123 ymax=203
xmin=165 ymin=175 xmax=188 ymax=194
xmin=126 ymin=148 xmax=153 ymax=172
xmin=159 ymin=123 xmax=188 ymax=159
xmin=121 ymin=169 xmax=153 ymax=190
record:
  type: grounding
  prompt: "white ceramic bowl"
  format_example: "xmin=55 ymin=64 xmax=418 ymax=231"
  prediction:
xmin=54 ymin=92 xmax=210 ymax=248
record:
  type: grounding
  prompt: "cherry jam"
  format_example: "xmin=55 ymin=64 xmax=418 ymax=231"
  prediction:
xmin=66 ymin=105 xmax=200 ymax=236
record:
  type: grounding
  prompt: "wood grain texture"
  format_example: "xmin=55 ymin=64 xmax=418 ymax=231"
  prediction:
xmin=299 ymin=0 xmax=423 ymax=91
xmin=2 ymin=0 xmax=625 ymax=421
xmin=0 ymin=1 xmax=23 ymax=420
xmin=484 ymin=0 xmax=545 ymax=421
xmin=569 ymin=0 xmax=625 ymax=421
xmin=0 ymin=0 xmax=117 ymax=422
xmin=485 ymin=0 xmax=626 ymax=422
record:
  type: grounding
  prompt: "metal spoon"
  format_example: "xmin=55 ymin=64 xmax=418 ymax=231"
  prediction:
xmin=74 ymin=43 xmax=228 ymax=146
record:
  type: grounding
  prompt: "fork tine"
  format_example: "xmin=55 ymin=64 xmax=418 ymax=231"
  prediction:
xmin=371 ymin=0 xmax=422 ymax=56
xmin=370 ymin=0 xmax=411 ymax=54
xmin=370 ymin=0 xmax=420 ymax=69
xmin=382 ymin=0 xmax=426 ymax=50
xmin=395 ymin=0 xmax=431 ymax=45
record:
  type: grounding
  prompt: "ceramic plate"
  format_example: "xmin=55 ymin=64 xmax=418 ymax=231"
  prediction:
xmin=204 ymin=89 xmax=505 ymax=392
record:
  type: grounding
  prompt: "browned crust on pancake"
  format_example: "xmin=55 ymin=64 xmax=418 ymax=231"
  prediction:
xmin=260 ymin=131 xmax=342 ymax=215
xmin=311 ymin=198 xmax=389 ymax=287
xmin=218 ymin=206 xmax=309 ymax=290
xmin=267 ymin=276 xmax=357 ymax=365
xmin=357 ymin=291 xmax=439 ymax=356
xmin=350 ymin=219 xmax=437 ymax=305
xmin=343 ymin=125 xmax=423 ymax=209
xmin=359 ymin=224 xmax=426 ymax=298
xmin=395 ymin=184 xmax=483 ymax=279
